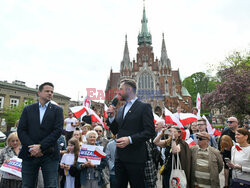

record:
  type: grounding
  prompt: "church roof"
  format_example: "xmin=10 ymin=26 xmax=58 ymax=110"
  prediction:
xmin=181 ymin=86 xmax=191 ymax=97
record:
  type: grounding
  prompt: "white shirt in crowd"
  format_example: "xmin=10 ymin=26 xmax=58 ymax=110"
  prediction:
xmin=65 ymin=117 xmax=78 ymax=132
xmin=60 ymin=153 xmax=75 ymax=188
xmin=231 ymin=144 xmax=250 ymax=182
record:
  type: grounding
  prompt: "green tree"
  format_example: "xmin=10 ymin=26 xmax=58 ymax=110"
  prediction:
xmin=182 ymin=72 xmax=219 ymax=106
xmin=204 ymin=51 xmax=250 ymax=124
xmin=3 ymin=98 xmax=34 ymax=131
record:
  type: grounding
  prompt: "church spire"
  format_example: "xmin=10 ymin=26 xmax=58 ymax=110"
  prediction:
xmin=160 ymin=33 xmax=171 ymax=71
xmin=138 ymin=0 xmax=152 ymax=46
xmin=120 ymin=35 xmax=132 ymax=77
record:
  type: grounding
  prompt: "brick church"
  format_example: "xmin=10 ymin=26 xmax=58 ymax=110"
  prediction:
xmin=105 ymin=4 xmax=192 ymax=114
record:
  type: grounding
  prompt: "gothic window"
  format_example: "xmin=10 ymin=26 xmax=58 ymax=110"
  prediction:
xmin=172 ymin=80 xmax=176 ymax=96
xmin=165 ymin=81 xmax=169 ymax=94
xmin=138 ymin=72 xmax=154 ymax=101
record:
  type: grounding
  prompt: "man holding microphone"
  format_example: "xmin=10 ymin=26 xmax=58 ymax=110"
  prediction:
xmin=107 ymin=79 xmax=155 ymax=188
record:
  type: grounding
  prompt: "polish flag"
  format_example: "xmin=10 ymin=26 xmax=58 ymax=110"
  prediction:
xmin=179 ymin=113 xmax=198 ymax=126
xmin=94 ymin=147 xmax=106 ymax=158
xmin=202 ymin=115 xmax=221 ymax=136
xmin=104 ymin=104 xmax=108 ymax=119
xmin=196 ymin=93 xmax=201 ymax=117
xmin=70 ymin=106 xmax=87 ymax=118
xmin=87 ymin=108 xmax=109 ymax=130
xmin=164 ymin=108 xmax=184 ymax=128
xmin=164 ymin=108 xmax=190 ymax=140
xmin=186 ymin=137 xmax=196 ymax=148
xmin=153 ymin=113 xmax=164 ymax=125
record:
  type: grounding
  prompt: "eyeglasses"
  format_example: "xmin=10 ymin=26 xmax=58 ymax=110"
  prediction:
xmin=226 ymin=120 xmax=235 ymax=124
xmin=197 ymin=124 xmax=205 ymax=126
xmin=197 ymin=137 xmax=207 ymax=141
xmin=95 ymin=130 xmax=102 ymax=133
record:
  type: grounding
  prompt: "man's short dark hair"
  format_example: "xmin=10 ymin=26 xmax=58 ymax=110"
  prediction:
xmin=121 ymin=80 xmax=137 ymax=93
xmin=39 ymin=82 xmax=54 ymax=91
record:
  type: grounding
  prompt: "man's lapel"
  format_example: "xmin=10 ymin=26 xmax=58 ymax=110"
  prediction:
xmin=121 ymin=99 xmax=139 ymax=126
xmin=34 ymin=102 xmax=40 ymax=125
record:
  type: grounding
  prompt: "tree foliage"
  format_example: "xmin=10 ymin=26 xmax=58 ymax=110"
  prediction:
xmin=203 ymin=51 xmax=250 ymax=123
xmin=3 ymin=98 xmax=34 ymax=131
xmin=183 ymin=72 xmax=219 ymax=106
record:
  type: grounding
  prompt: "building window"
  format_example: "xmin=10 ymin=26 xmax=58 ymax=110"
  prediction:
xmin=0 ymin=97 xmax=4 ymax=109
xmin=165 ymin=81 xmax=169 ymax=94
xmin=10 ymin=98 xmax=19 ymax=107
xmin=138 ymin=72 xmax=154 ymax=101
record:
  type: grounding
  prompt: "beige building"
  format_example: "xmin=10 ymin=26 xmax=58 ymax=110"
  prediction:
xmin=0 ymin=80 xmax=71 ymax=118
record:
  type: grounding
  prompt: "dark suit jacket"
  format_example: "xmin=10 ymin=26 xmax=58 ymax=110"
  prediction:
xmin=108 ymin=99 xmax=155 ymax=163
xmin=17 ymin=102 xmax=64 ymax=160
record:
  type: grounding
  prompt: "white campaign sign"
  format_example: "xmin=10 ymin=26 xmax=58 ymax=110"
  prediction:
xmin=0 ymin=157 xmax=22 ymax=178
xmin=78 ymin=144 xmax=104 ymax=165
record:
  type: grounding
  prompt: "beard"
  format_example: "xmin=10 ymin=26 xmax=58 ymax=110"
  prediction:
xmin=121 ymin=93 xmax=128 ymax=101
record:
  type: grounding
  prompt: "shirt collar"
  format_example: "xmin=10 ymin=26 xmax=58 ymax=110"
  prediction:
xmin=39 ymin=101 xmax=50 ymax=108
xmin=125 ymin=97 xmax=138 ymax=105
xmin=198 ymin=146 xmax=209 ymax=152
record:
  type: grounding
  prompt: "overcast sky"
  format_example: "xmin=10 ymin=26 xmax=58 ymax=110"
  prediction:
xmin=0 ymin=0 xmax=249 ymax=101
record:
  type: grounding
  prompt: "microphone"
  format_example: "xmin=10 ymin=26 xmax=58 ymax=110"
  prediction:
xmin=107 ymin=95 xmax=119 ymax=118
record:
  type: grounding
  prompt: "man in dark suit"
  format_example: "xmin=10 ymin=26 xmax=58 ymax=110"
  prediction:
xmin=107 ymin=80 xmax=155 ymax=188
xmin=18 ymin=82 xmax=64 ymax=188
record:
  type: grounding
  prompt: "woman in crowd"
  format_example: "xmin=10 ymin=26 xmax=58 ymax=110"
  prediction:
xmin=77 ymin=130 xmax=106 ymax=188
xmin=0 ymin=132 xmax=22 ymax=188
xmin=220 ymin=135 xmax=234 ymax=188
xmin=73 ymin=129 xmax=84 ymax=147
xmin=227 ymin=128 xmax=250 ymax=187
xmin=153 ymin=126 xmax=191 ymax=188
xmin=81 ymin=124 xmax=92 ymax=144
xmin=60 ymin=137 xmax=80 ymax=188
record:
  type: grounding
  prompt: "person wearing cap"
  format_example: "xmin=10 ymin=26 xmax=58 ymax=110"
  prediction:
xmin=190 ymin=132 xmax=223 ymax=188
xmin=218 ymin=117 xmax=239 ymax=151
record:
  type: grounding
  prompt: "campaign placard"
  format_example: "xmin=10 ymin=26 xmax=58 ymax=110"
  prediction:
xmin=0 ymin=157 xmax=22 ymax=178
xmin=78 ymin=144 xmax=104 ymax=165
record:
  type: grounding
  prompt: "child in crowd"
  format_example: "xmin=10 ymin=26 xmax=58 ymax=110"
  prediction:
xmin=73 ymin=129 xmax=84 ymax=147
xmin=60 ymin=138 xmax=80 ymax=188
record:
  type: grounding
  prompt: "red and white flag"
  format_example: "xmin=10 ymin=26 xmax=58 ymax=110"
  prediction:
xmin=186 ymin=137 xmax=196 ymax=148
xmin=104 ymin=104 xmax=108 ymax=119
xmin=179 ymin=113 xmax=198 ymax=126
xmin=70 ymin=106 xmax=109 ymax=130
xmin=70 ymin=106 xmax=87 ymax=118
xmin=164 ymin=108 xmax=184 ymax=128
xmin=202 ymin=115 xmax=221 ymax=136
xmin=164 ymin=108 xmax=190 ymax=140
xmin=153 ymin=113 xmax=164 ymax=125
xmin=87 ymin=108 xmax=109 ymax=130
xmin=94 ymin=147 xmax=106 ymax=158
xmin=196 ymin=93 xmax=201 ymax=117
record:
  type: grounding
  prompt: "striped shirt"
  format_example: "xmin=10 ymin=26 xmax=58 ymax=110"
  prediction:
xmin=195 ymin=148 xmax=211 ymax=188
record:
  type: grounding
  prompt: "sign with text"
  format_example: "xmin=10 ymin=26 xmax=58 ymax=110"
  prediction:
xmin=78 ymin=144 xmax=104 ymax=165
xmin=0 ymin=157 xmax=22 ymax=178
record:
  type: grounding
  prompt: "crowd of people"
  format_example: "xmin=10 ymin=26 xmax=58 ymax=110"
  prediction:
xmin=0 ymin=81 xmax=249 ymax=188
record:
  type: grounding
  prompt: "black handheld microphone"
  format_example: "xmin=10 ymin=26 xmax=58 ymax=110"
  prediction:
xmin=107 ymin=95 xmax=119 ymax=118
